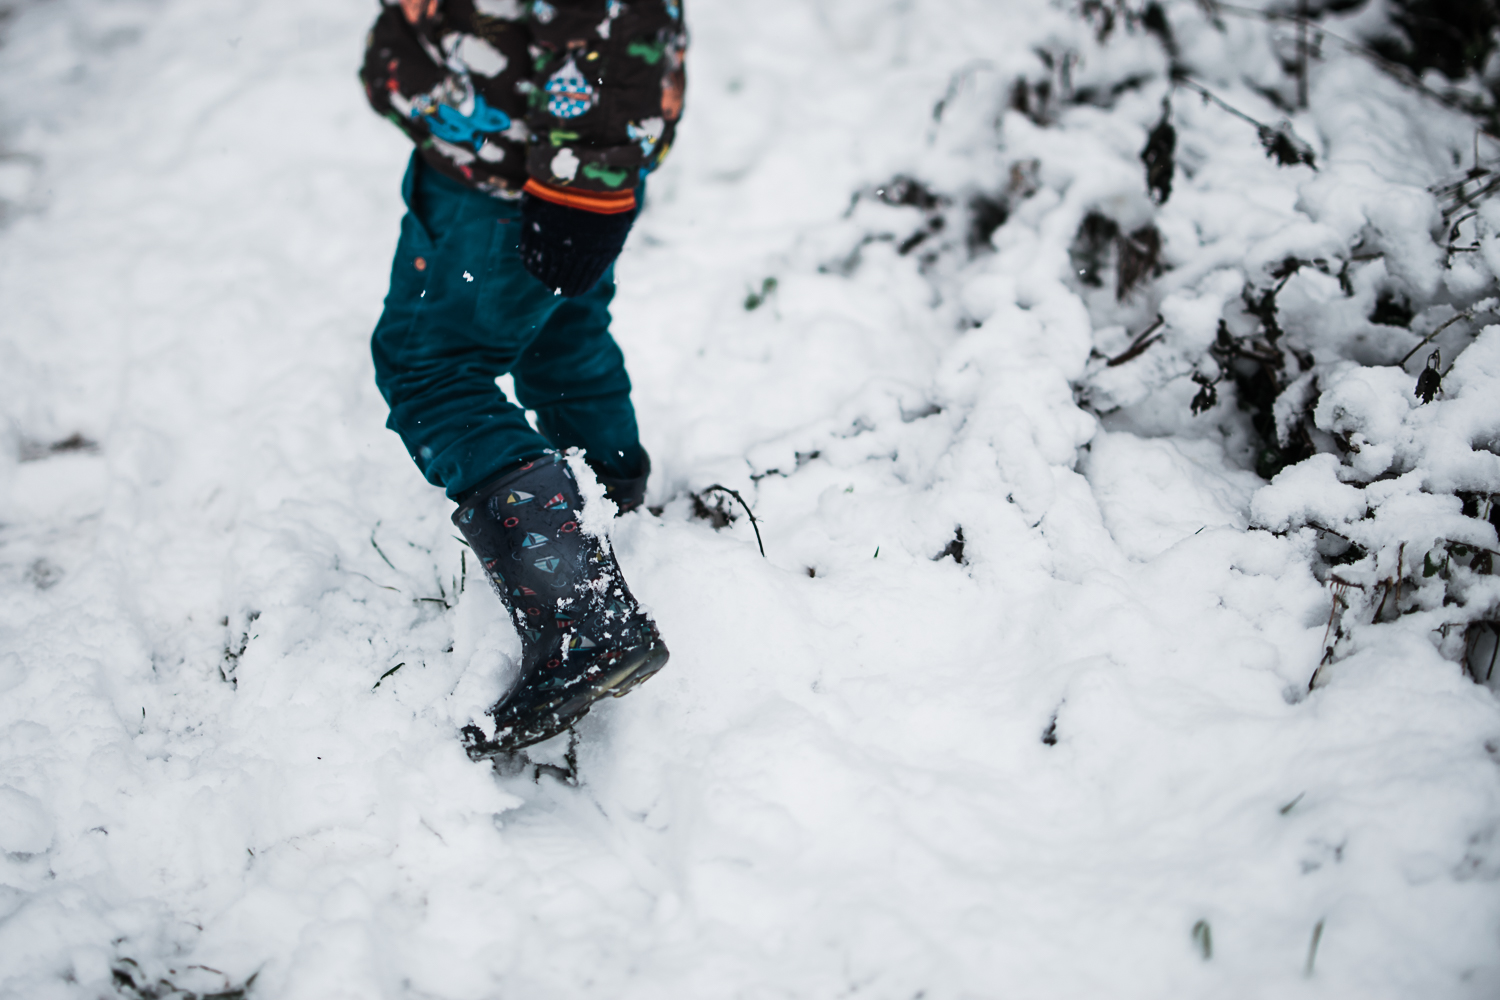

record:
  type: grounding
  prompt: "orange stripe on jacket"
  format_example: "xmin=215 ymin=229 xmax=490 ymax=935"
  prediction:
xmin=523 ymin=180 xmax=636 ymax=215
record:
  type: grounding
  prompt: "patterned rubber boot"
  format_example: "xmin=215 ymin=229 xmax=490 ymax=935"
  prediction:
xmin=454 ymin=454 xmax=669 ymax=756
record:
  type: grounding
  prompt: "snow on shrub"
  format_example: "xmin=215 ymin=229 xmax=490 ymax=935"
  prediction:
xmin=825 ymin=0 xmax=1500 ymax=691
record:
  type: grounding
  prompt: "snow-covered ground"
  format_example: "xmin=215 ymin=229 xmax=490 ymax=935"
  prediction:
xmin=2 ymin=1 xmax=1498 ymax=997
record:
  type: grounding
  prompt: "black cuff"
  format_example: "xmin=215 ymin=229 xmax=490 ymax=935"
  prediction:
xmin=588 ymin=451 xmax=651 ymax=514
xmin=518 ymin=195 xmax=636 ymax=297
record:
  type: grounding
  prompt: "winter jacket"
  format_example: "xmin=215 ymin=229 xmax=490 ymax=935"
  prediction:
xmin=361 ymin=0 xmax=686 ymax=214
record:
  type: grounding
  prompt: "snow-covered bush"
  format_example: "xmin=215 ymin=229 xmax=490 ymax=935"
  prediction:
xmin=814 ymin=0 xmax=1500 ymax=691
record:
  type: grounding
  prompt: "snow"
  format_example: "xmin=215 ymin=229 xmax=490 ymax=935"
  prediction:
xmin=1 ymin=0 xmax=1498 ymax=998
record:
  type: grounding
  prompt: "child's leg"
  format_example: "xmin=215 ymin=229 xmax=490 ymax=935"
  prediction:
xmin=372 ymin=155 xmax=565 ymax=499
xmin=510 ymin=266 xmax=648 ymax=481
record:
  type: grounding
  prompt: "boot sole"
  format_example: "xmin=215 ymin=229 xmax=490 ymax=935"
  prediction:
xmin=469 ymin=642 xmax=671 ymax=758
xmin=550 ymin=642 xmax=669 ymax=722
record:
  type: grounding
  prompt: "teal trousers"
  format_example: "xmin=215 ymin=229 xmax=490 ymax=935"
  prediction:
xmin=372 ymin=154 xmax=646 ymax=499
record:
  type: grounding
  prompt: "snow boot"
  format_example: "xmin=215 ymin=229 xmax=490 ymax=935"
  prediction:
xmin=453 ymin=454 xmax=668 ymax=756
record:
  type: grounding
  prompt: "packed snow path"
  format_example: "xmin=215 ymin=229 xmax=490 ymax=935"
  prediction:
xmin=1 ymin=1 xmax=1498 ymax=998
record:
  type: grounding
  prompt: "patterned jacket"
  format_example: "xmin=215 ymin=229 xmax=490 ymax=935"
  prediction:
xmin=361 ymin=0 xmax=686 ymax=214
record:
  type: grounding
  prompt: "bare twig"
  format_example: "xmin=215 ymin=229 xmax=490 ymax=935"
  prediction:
xmin=1176 ymin=76 xmax=1264 ymax=129
xmin=1442 ymin=175 xmax=1500 ymax=226
xmin=702 ymin=484 xmax=767 ymax=557
xmin=1431 ymin=174 xmax=1489 ymax=200
xmin=1449 ymin=210 xmax=1478 ymax=240
xmin=1107 ymin=315 xmax=1167 ymax=366
xmin=1398 ymin=301 xmax=1499 ymax=368
xmin=1316 ymin=578 xmax=1349 ymax=675
xmin=1175 ymin=77 xmax=1316 ymax=167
